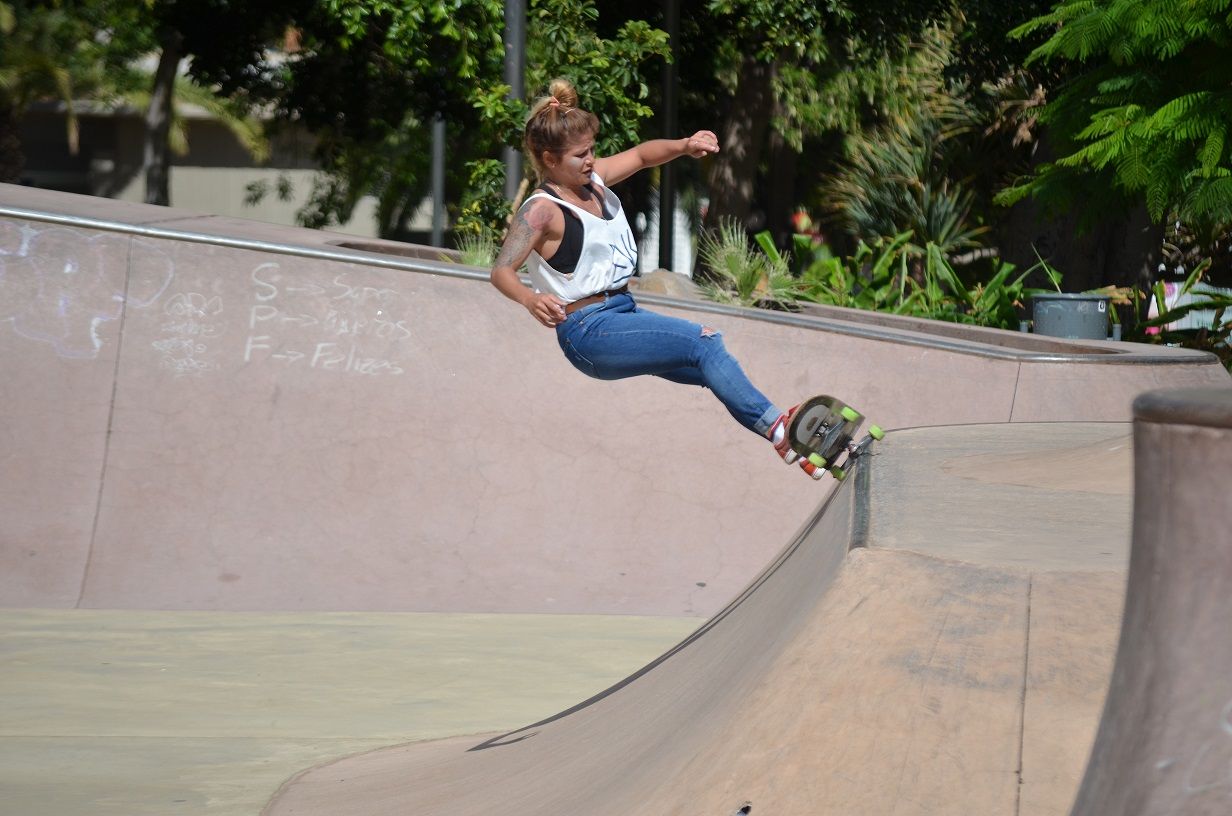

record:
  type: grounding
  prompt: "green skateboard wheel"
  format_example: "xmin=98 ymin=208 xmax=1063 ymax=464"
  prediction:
xmin=840 ymin=406 xmax=861 ymax=422
xmin=808 ymin=453 xmax=828 ymax=468
xmin=830 ymin=466 xmax=847 ymax=481
xmin=869 ymin=424 xmax=885 ymax=440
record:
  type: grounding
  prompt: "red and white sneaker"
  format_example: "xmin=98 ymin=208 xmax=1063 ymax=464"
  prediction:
xmin=770 ymin=406 xmax=801 ymax=464
xmin=769 ymin=406 xmax=824 ymax=480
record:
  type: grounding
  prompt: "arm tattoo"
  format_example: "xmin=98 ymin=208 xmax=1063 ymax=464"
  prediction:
xmin=495 ymin=209 xmax=540 ymax=269
xmin=496 ymin=202 xmax=556 ymax=269
xmin=524 ymin=200 xmax=554 ymax=230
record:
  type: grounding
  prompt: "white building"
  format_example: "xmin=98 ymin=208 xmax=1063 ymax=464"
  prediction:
xmin=18 ymin=101 xmax=387 ymax=238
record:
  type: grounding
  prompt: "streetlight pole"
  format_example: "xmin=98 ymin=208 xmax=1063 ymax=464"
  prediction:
xmin=503 ymin=0 xmax=526 ymax=201
xmin=658 ymin=0 xmax=680 ymax=272
xmin=431 ymin=113 xmax=445 ymax=246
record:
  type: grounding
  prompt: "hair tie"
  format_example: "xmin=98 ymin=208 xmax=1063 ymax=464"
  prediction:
xmin=548 ymin=97 xmax=561 ymax=108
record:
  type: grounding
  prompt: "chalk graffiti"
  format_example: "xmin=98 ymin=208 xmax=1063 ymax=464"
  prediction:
xmin=329 ymin=274 xmax=398 ymax=307
xmin=0 ymin=223 xmax=412 ymax=378
xmin=0 ymin=223 xmax=173 ymax=359
xmin=1174 ymin=697 xmax=1232 ymax=805
xmin=152 ymin=290 xmax=225 ymax=377
xmin=165 ymin=292 xmax=222 ymax=320
xmin=244 ymin=263 xmax=409 ymax=376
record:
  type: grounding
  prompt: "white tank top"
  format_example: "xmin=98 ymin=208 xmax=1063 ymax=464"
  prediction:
xmin=521 ymin=174 xmax=638 ymax=303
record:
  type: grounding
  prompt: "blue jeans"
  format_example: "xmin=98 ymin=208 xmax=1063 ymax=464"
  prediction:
xmin=555 ymin=293 xmax=781 ymax=437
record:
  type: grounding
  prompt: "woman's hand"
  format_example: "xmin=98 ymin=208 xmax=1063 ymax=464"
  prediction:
xmin=683 ymin=130 xmax=720 ymax=158
xmin=490 ymin=199 xmax=565 ymax=322
xmin=525 ymin=292 xmax=568 ymax=328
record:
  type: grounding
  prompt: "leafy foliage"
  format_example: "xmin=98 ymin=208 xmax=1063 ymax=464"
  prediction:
xmin=0 ymin=2 xmax=79 ymax=112
xmin=700 ymin=221 xmax=1043 ymax=332
xmin=697 ymin=218 xmax=797 ymax=308
xmin=703 ymin=0 xmax=954 ymax=148
xmin=3 ymin=1 xmax=299 ymax=198
xmin=522 ymin=0 xmax=669 ymax=157
xmin=0 ymin=0 xmax=92 ymax=176
xmin=248 ymin=0 xmax=504 ymax=234
xmin=818 ymin=26 xmax=991 ymax=258
xmin=243 ymin=0 xmax=667 ymax=237
xmin=4 ymin=2 xmax=188 ymax=181
xmin=785 ymin=230 xmax=1039 ymax=329
xmin=1122 ymin=261 xmax=1232 ymax=369
xmin=999 ymin=0 xmax=1232 ymax=225
xmin=453 ymin=158 xmax=510 ymax=241
xmin=459 ymin=0 xmax=670 ymax=238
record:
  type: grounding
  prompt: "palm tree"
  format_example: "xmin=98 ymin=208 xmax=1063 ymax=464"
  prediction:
xmin=0 ymin=2 xmax=81 ymax=182
xmin=129 ymin=70 xmax=271 ymax=204
xmin=92 ymin=20 xmax=269 ymax=206
xmin=818 ymin=27 xmax=990 ymax=260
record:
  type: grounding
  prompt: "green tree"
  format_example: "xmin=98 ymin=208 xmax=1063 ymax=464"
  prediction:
xmin=0 ymin=1 xmax=89 ymax=181
xmin=810 ymin=1 xmax=1167 ymax=294
xmin=818 ymin=8 xmax=1056 ymax=265
xmin=460 ymin=0 xmax=669 ymax=238
xmin=997 ymin=0 xmax=1232 ymax=280
xmin=137 ymin=0 xmax=306 ymax=205
xmin=241 ymin=0 xmax=506 ymax=236
xmin=680 ymin=0 xmax=953 ymax=240
xmin=816 ymin=24 xmax=992 ymax=260
xmin=243 ymin=0 xmax=666 ymax=239
xmin=0 ymin=0 xmax=300 ymax=202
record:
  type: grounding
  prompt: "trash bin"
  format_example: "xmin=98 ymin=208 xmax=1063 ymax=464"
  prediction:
xmin=1032 ymin=293 xmax=1113 ymax=339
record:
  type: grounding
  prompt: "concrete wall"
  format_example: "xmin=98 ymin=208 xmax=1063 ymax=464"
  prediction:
xmin=1 ymin=184 xmax=1228 ymax=615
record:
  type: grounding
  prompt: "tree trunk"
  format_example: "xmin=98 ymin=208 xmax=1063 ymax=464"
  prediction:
xmin=0 ymin=105 xmax=24 ymax=184
xmin=765 ymin=107 xmax=798 ymax=251
xmin=995 ymin=132 xmax=1163 ymax=297
xmin=998 ymin=198 xmax=1161 ymax=291
xmin=144 ymin=29 xmax=183 ymax=206
xmin=702 ymin=57 xmax=775 ymax=234
xmin=1104 ymin=205 xmax=1163 ymax=294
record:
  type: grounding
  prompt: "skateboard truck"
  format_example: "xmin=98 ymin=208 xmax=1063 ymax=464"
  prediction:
xmin=786 ymin=395 xmax=884 ymax=481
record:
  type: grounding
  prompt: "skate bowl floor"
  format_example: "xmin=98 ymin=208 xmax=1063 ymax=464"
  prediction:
xmin=2 ymin=186 xmax=1230 ymax=815
xmin=4 ymin=423 xmax=1133 ymax=816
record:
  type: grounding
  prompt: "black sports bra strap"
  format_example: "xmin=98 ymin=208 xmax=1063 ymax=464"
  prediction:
xmin=535 ymin=187 xmax=584 ymax=275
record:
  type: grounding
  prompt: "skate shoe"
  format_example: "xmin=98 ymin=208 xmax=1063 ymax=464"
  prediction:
xmin=770 ymin=406 xmax=801 ymax=465
xmin=771 ymin=406 xmax=825 ymax=480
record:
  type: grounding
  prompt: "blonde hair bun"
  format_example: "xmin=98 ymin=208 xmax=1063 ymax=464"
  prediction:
xmin=547 ymin=77 xmax=579 ymax=108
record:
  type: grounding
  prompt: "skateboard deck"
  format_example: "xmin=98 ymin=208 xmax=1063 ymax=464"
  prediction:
xmin=785 ymin=394 xmax=884 ymax=481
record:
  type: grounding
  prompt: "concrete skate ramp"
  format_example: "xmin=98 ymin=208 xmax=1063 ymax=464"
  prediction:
xmin=1070 ymin=389 xmax=1232 ymax=816
xmin=264 ymin=390 xmax=1232 ymax=816
xmin=261 ymin=420 xmax=1130 ymax=816
xmin=4 ymin=188 xmax=1232 ymax=814
xmin=1 ymin=184 xmax=1227 ymax=616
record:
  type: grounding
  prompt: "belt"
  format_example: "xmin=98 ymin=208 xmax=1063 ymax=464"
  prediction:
xmin=564 ymin=286 xmax=629 ymax=315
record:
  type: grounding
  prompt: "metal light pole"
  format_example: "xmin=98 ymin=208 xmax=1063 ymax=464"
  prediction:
xmin=503 ymin=0 xmax=526 ymax=201
xmin=658 ymin=0 xmax=680 ymax=272
xmin=431 ymin=113 xmax=445 ymax=246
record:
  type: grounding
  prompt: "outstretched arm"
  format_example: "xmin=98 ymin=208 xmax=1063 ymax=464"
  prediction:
xmin=593 ymin=130 xmax=719 ymax=186
xmin=490 ymin=200 xmax=569 ymax=328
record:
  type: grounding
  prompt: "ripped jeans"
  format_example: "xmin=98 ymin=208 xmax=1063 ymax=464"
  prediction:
xmin=555 ymin=292 xmax=782 ymax=437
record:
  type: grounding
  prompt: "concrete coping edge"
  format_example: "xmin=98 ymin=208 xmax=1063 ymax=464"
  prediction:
xmin=1133 ymin=387 xmax=1232 ymax=428
xmin=0 ymin=199 xmax=1220 ymax=367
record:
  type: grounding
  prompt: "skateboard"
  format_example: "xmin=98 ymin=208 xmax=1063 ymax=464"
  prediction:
xmin=784 ymin=394 xmax=884 ymax=481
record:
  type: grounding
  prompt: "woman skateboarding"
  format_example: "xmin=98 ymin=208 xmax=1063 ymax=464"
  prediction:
xmin=489 ymin=77 xmax=820 ymax=478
